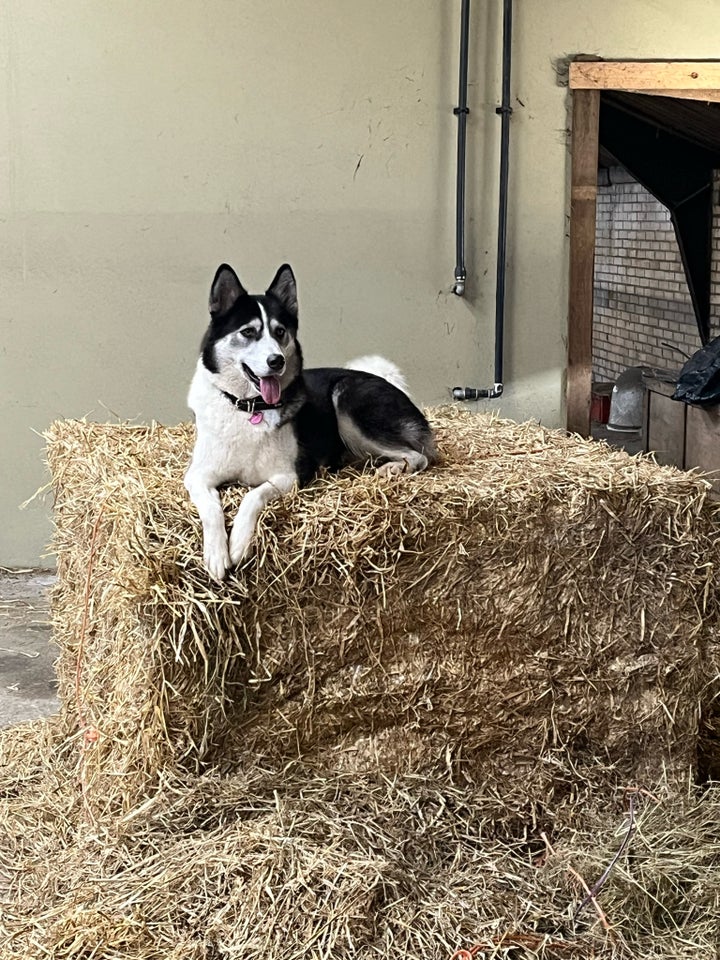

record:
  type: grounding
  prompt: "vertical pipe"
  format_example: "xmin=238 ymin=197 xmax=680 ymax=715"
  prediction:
xmin=453 ymin=0 xmax=471 ymax=296
xmin=452 ymin=0 xmax=512 ymax=402
xmin=493 ymin=0 xmax=513 ymax=390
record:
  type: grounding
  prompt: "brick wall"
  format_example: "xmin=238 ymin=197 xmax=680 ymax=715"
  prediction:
xmin=592 ymin=166 xmax=718 ymax=384
xmin=712 ymin=170 xmax=720 ymax=329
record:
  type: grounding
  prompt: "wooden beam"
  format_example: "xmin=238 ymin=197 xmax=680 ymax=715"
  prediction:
xmin=569 ymin=60 xmax=720 ymax=92
xmin=566 ymin=89 xmax=600 ymax=437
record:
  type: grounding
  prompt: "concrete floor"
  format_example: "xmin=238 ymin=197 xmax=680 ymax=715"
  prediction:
xmin=0 ymin=570 xmax=58 ymax=727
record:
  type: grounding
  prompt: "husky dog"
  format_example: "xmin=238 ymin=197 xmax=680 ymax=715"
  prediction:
xmin=185 ymin=263 xmax=436 ymax=580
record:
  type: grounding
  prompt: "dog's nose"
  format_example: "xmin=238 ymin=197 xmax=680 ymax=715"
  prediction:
xmin=267 ymin=354 xmax=285 ymax=371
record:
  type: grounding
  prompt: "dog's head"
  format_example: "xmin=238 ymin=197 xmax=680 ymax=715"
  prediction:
xmin=200 ymin=263 xmax=302 ymax=403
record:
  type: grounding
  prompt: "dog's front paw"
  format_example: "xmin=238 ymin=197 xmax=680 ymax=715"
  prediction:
xmin=203 ymin=536 xmax=231 ymax=582
xmin=228 ymin=522 xmax=256 ymax=566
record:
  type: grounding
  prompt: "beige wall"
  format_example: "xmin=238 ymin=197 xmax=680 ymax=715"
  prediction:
xmin=2 ymin=0 xmax=720 ymax=566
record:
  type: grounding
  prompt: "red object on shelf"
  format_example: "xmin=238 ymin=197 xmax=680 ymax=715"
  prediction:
xmin=591 ymin=392 xmax=611 ymax=424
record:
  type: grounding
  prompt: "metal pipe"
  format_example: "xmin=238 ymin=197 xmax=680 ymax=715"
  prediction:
xmin=452 ymin=384 xmax=503 ymax=401
xmin=493 ymin=0 xmax=512 ymax=390
xmin=453 ymin=0 xmax=471 ymax=296
xmin=453 ymin=0 xmax=512 ymax=401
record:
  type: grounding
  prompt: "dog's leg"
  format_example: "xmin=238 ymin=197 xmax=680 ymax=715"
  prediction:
xmin=335 ymin=408 xmax=433 ymax=478
xmin=332 ymin=380 xmax=436 ymax=479
xmin=185 ymin=471 xmax=231 ymax=581
xmin=229 ymin=472 xmax=297 ymax=566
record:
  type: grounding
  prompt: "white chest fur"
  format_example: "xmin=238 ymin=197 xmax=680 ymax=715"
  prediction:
xmin=186 ymin=366 xmax=298 ymax=488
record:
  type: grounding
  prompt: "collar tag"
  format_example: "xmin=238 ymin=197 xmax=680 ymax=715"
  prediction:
xmin=249 ymin=411 xmax=264 ymax=424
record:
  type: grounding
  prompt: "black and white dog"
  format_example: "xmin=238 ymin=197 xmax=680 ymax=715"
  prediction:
xmin=185 ymin=264 xmax=436 ymax=580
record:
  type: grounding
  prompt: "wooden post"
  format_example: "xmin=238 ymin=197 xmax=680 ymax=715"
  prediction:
xmin=566 ymin=88 xmax=600 ymax=436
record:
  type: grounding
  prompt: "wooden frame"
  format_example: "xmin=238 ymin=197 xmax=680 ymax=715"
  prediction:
xmin=566 ymin=89 xmax=600 ymax=436
xmin=570 ymin=60 xmax=720 ymax=101
xmin=565 ymin=60 xmax=720 ymax=436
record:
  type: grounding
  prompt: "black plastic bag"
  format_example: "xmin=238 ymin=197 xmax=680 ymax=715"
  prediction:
xmin=672 ymin=335 xmax=720 ymax=406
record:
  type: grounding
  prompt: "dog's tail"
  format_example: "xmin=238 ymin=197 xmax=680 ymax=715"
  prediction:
xmin=344 ymin=355 xmax=410 ymax=396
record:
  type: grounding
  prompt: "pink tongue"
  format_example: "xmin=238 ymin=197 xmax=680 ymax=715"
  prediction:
xmin=259 ymin=376 xmax=281 ymax=404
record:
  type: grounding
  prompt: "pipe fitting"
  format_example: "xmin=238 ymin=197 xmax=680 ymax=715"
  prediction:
xmin=452 ymin=383 xmax=504 ymax=401
xmin=453 ymin=386 xmax=488 ymax=401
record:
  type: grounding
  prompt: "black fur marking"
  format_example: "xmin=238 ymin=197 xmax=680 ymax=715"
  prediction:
xmin=330 ymin=371 xmax=433 ymax=453
xmin=200 ymin=297 xmax=264 ymax=373
xmin=291 ymin=368 xmax=434 ymax=485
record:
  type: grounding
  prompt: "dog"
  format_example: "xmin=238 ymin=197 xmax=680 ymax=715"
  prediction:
xmin=184 ymin=263 xmax=437 ymax=580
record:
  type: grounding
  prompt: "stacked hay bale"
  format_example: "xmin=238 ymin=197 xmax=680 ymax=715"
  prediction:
xmin=46 ymin=409 xmax=717 ymax=819
xmin=1 ymin=408 xmax=718 ymax=959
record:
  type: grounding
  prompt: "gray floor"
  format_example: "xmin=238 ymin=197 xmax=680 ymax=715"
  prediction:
xmin=0 ymin=570 xmax=58 ymax=727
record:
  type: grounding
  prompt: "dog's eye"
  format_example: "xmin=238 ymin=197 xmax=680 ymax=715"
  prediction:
xmin=275 ymin=327 xmax=286 ymax=340
xmin=239 ymin=328 xmax=254 ymax=339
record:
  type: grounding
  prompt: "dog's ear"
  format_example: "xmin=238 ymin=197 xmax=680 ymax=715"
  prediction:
xmin=266 ymin=264 xmax=298 ymax=319
xmin=209 ymin=264 xmax=246 ymax=317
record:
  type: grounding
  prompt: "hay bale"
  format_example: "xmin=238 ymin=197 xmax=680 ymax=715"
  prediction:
xmin=44 ymin=409 xmax=720 ymax=821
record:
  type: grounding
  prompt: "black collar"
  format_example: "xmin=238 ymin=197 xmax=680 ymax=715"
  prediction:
xmin=220 ymin=389 xmax=283 ymax=412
